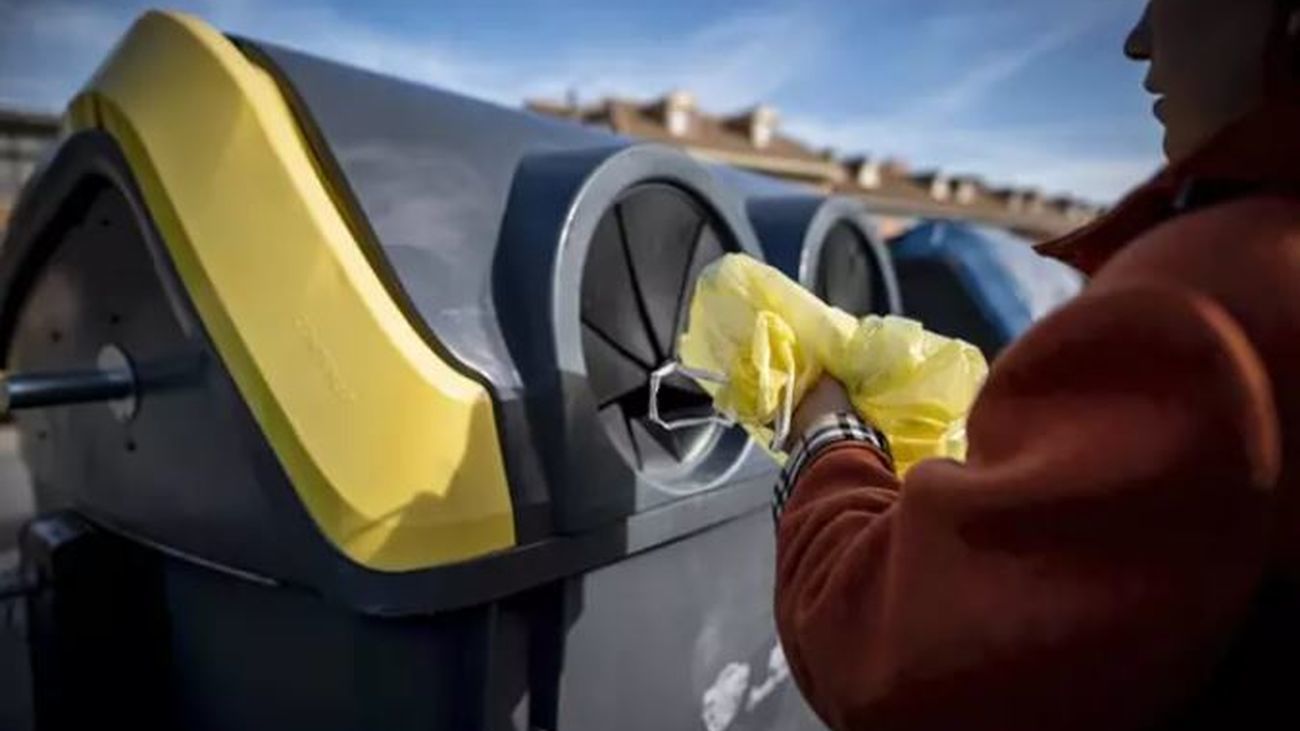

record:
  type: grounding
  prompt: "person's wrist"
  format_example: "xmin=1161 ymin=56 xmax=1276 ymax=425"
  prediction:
xmin=773 ymin=407 xmax=894 ymax=522
xmin=790 ymin=376 xmax=854 ymax=439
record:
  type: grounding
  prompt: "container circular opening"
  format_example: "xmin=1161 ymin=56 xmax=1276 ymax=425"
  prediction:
xmin=814 ymin=220 xmax=888 ymax=317
xmin=578 ymin=182 xmax=741 ymax=481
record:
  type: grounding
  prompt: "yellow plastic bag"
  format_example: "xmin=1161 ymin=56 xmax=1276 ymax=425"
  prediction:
xmin=676 ymin=254 xmax=988 ymax=473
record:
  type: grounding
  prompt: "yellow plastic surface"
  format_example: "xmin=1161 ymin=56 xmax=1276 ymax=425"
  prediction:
xmin=68 ymin=11 xmax=516 ymax=571
xmin=679 ymin=254 xmax=988 ymax=473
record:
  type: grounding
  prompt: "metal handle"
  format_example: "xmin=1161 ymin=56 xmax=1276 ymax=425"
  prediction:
xmin=1 ymin=369 xmax=134 ymax=412
xmin=1 ymin=345 xmax=138 ymax=419
xmin=648 ymin=361 xmax=734 ymax=432
xmin=648 ymin=359 xmax=797 ymax=452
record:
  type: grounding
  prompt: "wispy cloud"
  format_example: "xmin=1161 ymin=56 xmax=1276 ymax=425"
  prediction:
xmin=0 ymin=1 xmax=127 ymax=110
xmin=911 ymin=24 xmax=1086 ymax=119
xmin=0 ymin=0 xmax=1157 ymax=201
xmin=785 ymin=111 xmax=1157 ymax=202
xmin=533 ymin=9 xmax=826 ymax=111
xmin=0 ymin=0 xmax=825 ymax=114
xmin=783 ymin=1 xmax=1160 ymax=202
xmin=226 ymin=2 xmax=826 ymax=111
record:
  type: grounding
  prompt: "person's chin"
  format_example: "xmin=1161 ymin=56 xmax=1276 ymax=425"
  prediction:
xmin=1154 ymin=101 xmax=1190 ymax=162
xmin=1161 ymin=125 xmax=1198 ymax=164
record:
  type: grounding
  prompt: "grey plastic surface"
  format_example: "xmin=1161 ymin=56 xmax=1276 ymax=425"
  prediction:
xmin=20 ymin=510 xmax=828 ymax=731
xmin=245 ymin=40 xmax=777 ymax=536
xmin=580 ymin=183 xmax=725 ymax=476
xmin=493 ymin=144 xmax=771 ymax=533
xmin=0 ymin=133 xmax=781 ymax=615
xmin=0 ymin=135 xmax=320 ymax=584
xmin=557 ymin=509 xmax=825 ymax=731
xmin=243 ymin=39 xmax=625 ymax=395
xmin=742 ymin=193 xmax=902 ymax=317
xmin=0 ymin=57 xmax=831 ymax=726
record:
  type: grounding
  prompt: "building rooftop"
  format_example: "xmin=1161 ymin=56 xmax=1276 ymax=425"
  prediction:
xmin=529 ymin=93 xmax=1103 ymax=241
xmin=0 ymin=107 xmax=61 ymax=233
xmin=0 ymin=108 xmax=59 ymax=136
xmin=532 ymin=92 xmax=845 ymax=184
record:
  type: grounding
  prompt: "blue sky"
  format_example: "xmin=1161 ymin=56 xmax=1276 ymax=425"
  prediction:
xmin=0 ymin=0 xmax=1157 ymax=203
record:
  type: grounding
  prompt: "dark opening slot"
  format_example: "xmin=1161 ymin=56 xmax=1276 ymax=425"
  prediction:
xmin=612 ymin=381 xmax=711 ymax=423
xmin=620 ymin=185 xmax=707 ymax=357
xmin=583 ymin=207 xmax=661 ymax=367
xmin=583 ymin=325 xmax=650 ymax=408
xmin=579 ymin=183 xmax=736 ymax=474
xmin=816 ymin=221 xmax=878 ymax=317
xmin=673 ymin=224 xmax=726 ymax=341
xmin=614 ymin=204 xmax=668 ymax=364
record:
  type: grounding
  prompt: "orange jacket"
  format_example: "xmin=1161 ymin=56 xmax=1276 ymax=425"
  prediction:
xmin=775 ymin=102 xmax=1300 ymax=731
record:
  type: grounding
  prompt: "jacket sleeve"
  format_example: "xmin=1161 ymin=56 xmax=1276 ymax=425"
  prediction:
xmin=774 ymin=284 xmax=1281 ymax=731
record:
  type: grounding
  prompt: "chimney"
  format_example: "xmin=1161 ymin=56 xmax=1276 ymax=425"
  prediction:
xmin=996 ymin=187 xmax=1027 ymax=213
xmin=881 ymin=158 xmax=910 ymax=177
xmin=846 ymin=157 xmax=881 ymax=189
xmin=1023 ymin=189 xmax=1046 ymax=214
xmin=952 ymin=177 xmax=980 ymax=206
xmin=662 ymin=90 xmax=696 ymax=137
xmin=921 ymin=171 xmax=951 ymax=202
xmin=747 ymin=104 xmax=779 ymax=149
xmin=1048 ymin=195 xmax=1094 ymax=221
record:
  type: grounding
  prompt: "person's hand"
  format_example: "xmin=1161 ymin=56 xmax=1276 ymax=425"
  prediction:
xmin=787 ymin=375 xmax=854 ymax=448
